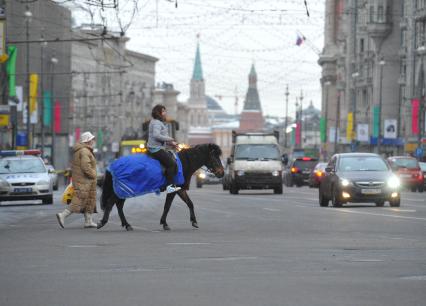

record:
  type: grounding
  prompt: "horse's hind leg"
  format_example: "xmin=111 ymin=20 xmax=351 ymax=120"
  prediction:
xmin=97 ymin=195 xmax=115 ymax=229
xmin=177 ymin=190 xmax=198 ymax=228
xmin=160 ymin=193 xmax=176 ymax=231
xmin=116 ymin=200 xmax=133 ymax=231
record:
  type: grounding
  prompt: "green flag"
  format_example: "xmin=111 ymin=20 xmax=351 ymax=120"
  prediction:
xmin=373 ymin=106 xmax=380 ymax=138
xmin=97 ymin=129 xmax=103 ymax=149
xmin=43 ymin=91 xmax=52 ymax=127
xmin=6 ymin=45 xmax=17 ymax=97
xmin=320 ymin=117 xmax=327 ymax=143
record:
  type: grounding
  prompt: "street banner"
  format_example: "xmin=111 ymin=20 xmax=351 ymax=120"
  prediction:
xmin=356 ymin=124 xmax=369 ymax=142
xmin=29 ymin=73 xmax=38 ymax=115
xmin=0 ymin=105 xmax=10 ymax=127
xmin=6 ymin=45 xmax=17 ymax=97
xmin=0 ymin=21 xmax=5 ymax=58
xmin=43 ymin=91 xmax=52 ymax=127
xmin=75 ymin=128 xmax=81 ymax=143
xmin=329 ymin=127 xmax=339 ymax=143
xmin=346 ymin=112 xmax=353 ymax=141
xmin=54 ymin=101 xmax=61 ymax=133
xmin=384 ymin=119 xmax=397 ymax=139
xmin=320 ymin=117 xmax=326 ymax=143
xmin=411 ymin=99 xmax=419 ymax=134
xmin=15 ymin=86 xmax=23 ymax=112
xmin=290 ymin=127 xmax=295 ymax=145
xmin=295 ymin=122 xmax=301 ymax=145
xmin=373 ymin=105 xmax=380 ymax=137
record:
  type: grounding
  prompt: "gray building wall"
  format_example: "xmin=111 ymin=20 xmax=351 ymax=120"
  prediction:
xmin=4 ymin=0 xmax=72 ymax=169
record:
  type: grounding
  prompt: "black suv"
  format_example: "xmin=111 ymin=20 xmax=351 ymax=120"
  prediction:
xmin=319 ymin=153 xmax=401 ymax=207
xmin=284 ymin=157 xmax=318 ymax=187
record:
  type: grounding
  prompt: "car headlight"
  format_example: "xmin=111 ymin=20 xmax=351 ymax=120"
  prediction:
xmin=0 ymin=179 xmax=9 ymax=188
xmin=37 ymin=180 xmax=50 ymax=186
xmin=198 ymin=172 xmax=206 ymax=179
xmin=272 ymin=170 xmax=280 ymax=176
xmin=236 ymin=170 xmax=245 ymax=176
xmin=340 ymin=179 xmax=351 ymax=187
xmin=387 ymin=176 xmax=400 ymax=188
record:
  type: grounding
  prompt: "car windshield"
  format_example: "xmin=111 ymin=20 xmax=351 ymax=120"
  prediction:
xmin=419 ymin=162 xmax=426 ymax=171
xmin=390 ymin=158 xmax=418 ymax=169
xmin=235 ymin=144 xmax=280 ymax=160
xmin=315 ymin=163 xmax=327 ymax=171
xmin=338 ymin=156 xmax=388 ymax=172
xmin=294 ymin=160 xmax=318 ymax=170
xmin=0 ymin=158 xmax=46 ymax=174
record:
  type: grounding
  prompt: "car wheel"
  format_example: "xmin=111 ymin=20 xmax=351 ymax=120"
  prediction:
xmin=319 ymin=191 xmax=329 ymax=207
xmin=230 ymin=183 xmax=239 ymax=195
xmin=390 ymin=198 xmax=400 ymax=207
xmin=418 ymin=185 xmax=424 ymax=193
xmin=288 ymin=177 xmax=294 ymax=187
xmin=274 ymin=185 xmax=283 ymax=194
xmin=42 ymin=195 xmax=53 ymax=205
xmin=411 ymin=186 xmax=417 ymax=192
xmin=53 ymin=184 xmax=58 ymax=191
xmin=331 ymin=186 xmax=342 ymax=207
xmin=196 ymin=183 xmax=202 ymax=188
xmin=375 ymin=200 xmax=385 ymax=207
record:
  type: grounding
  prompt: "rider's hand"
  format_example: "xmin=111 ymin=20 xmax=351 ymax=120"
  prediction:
xmin=170 ymin=141 xmax=178 ymax=149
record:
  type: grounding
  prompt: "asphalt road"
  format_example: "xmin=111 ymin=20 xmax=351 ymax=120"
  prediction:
xmin=0 ymin=183 xmax=425 ymax=306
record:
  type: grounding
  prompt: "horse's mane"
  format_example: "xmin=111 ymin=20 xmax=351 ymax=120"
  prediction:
xmin=180 ymin=143 xmax=222 ymax=157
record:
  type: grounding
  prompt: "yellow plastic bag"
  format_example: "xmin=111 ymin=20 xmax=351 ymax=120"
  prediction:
xmin=62 ymin=183 xmax=74 ymax=205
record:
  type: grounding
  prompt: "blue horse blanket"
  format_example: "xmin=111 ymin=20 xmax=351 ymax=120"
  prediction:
xmin=108 ymin=153 xmax=184 ymax=199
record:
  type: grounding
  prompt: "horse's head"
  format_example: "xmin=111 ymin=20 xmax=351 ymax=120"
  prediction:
xmin=202 ymin=144 xmax=224 ymax=178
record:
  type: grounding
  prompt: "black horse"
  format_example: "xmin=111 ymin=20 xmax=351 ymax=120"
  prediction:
xmin=97 ymin=143 xmax=224 ymax=231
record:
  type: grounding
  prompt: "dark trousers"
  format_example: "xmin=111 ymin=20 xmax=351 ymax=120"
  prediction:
xmin=150 ymin=149 xmax=177 ymax=185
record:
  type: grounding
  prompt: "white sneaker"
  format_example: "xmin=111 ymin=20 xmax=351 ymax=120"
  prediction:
xmin=84 ymin=213 xmax=97 ymax=228
xmin=56 ymin=209 xmax=72 ymax=228
xmin=166 ymin=184 xmax=181 ymax=194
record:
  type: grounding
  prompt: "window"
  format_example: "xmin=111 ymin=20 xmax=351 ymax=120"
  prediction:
xmin=360 ymin=38 xmax=365 ymax=53
xmin=377 ymin=5 xmax=384 ymax=23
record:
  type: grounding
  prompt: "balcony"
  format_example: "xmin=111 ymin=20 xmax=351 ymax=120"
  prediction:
xmin=415 ymin=8 xmax=426 ymax=21
xmin=367 ymin=22 xmax=392 ymax=39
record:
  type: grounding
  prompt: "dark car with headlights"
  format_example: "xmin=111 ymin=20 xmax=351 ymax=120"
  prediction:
xmin=319 ymin=153 xmax=401 ymax=207
xmin=387 ymin=156 xmax=424 ymax=192
xmin=284 ymin=157 xmax=318 ymax=187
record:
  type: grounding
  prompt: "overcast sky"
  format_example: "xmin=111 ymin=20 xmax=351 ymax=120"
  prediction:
xmin=72 ymin=0 xmax=325 ymax=117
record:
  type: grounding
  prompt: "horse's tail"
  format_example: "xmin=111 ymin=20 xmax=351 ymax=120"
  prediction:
xmin=101 ymin=170 xmax=113 ymax=211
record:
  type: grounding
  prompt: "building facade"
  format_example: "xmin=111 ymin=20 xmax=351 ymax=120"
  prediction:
xmin=319 ymin=0 xmax=426 ymax=159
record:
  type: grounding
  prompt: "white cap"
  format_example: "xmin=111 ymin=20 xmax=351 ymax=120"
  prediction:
xmin=80 ymin=131 xmax=95 ymax=143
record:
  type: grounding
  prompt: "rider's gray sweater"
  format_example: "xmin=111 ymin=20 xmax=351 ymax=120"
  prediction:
xmin=147 ymin=119 xmax=173 ymax=151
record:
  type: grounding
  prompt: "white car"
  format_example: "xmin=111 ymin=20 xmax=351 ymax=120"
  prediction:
xmin=46 ymin=165 xmax=59 ymax=190
xmin=0 ymin=150 xmax=53 ymax=204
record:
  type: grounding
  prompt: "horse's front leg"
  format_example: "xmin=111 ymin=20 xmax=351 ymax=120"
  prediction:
xmin=160 ymin=192 xmax=176 ymax=231
xmin=116 ymin=200 xmax=133 ymax=231
xmin=177 ymin=190 xmax=198 ymax=229
xmin=97 ymin=196 xmax=115 ymax=229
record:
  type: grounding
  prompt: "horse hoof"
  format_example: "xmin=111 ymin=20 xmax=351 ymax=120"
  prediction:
xmin=192 ymin=222 xmax=199 ymax=229
xmin=97 ymin=222 xmax=105 ymax=229
xmin=163 ymin=224 xmax=170 ymax=231
xmin=126 ymin=225 xmax=133 ymax=231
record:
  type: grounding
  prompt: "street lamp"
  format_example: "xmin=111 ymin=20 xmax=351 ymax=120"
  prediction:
xmin=24 ymin=7 xmax=32 ymax=148
xmin=323 ymin=80 xmax=331 ymax=160
xmin=50 ymin=55 xmax=58 ymax=166
xmin=417 ymin=46 xmax=426 ymax=156
xmin=40 ymin=38 xmax=47 ymax=156
xmin=284 ymin=84 xmax=289 ymax=148
xmin=351 ymin=72 xmax=359 ymax=152
xmin=377 ymin=58 xmax=386 ymax=154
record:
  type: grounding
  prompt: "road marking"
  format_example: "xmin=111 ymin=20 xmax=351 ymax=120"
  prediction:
xmin=388 ymin=208 xmax=416 ymax=212
xmin=348 ymin=259 xmax=384 ymax=262
xmin=400 ymin=275 xmax=426 ymax=281
xmin=337 ymin=208 xmax=426 ymax=221
xmin=262 ymin=208 xmax=281 ymax=212
xmin=167 ymin=242 xmax=211 ymax=245
xmin=68 ymin=245 xmax=99 ymax=248
xmin=191 ymin=256 xmax=257 ymax=262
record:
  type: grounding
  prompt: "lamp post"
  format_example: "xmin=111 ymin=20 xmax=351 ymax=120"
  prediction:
xmin=40 ymin=38 xmax=47 ymax=156
xmin=323 ymin=81 xmax=331 ymax=160
xmin=284 ymin=84 xmax=289 ymax=148
xmin=50 ymin=55 xmax=58 ymax=166
xmin=351 ymin=72 xmax=359 ymax=152
xmin=377 ymin=58 xmax=386 ymax=154
xmin=417 ymin=46 xmax=426 ymax=157
xmin=24 ymin=7 xmax=32 ymax=148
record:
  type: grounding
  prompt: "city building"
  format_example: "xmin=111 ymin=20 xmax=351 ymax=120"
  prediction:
xmin=319 ymin=0 xmax=425 ymax=159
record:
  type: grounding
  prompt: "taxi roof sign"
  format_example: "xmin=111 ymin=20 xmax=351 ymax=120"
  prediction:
xmin=0 ymin=149 xmax=41 ymax=157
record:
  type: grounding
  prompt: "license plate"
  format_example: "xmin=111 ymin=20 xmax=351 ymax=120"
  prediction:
xmin=13 ymin=188 xmax=32 ymax=193
xmin=361 ymin=188 xmax=381 ymax=195
xmin=303 ymin=170 xmax=311 ymax=174
xmin=400 ymin=174 xmax=411 ymax=178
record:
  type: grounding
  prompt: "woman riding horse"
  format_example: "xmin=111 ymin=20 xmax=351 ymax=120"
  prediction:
xmin=98 ymin=143 xmax=224 ymax=231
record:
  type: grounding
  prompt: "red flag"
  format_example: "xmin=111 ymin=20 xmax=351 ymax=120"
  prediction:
xmin=54 ymin=101 xmax=61 ymax=133
xmin=75 ymin=128 xmax=81 ymax=143
xmin=412 ymin=99 xmax=419 ymax=134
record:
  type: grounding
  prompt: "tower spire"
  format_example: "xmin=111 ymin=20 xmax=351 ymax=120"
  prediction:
xmin=192 ymin=38 xmax=203 ymax=81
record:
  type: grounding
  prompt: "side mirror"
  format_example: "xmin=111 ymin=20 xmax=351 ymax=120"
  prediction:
xmin=227 ymin=157 xmax=232 ymax=165
xmin=325 ymin=167 xmax=333 ymax=173
xmin=48 ymin=169 xmax=55 ymax=174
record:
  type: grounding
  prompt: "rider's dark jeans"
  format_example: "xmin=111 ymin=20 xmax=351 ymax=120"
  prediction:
xmin=150 ymin=149 xmax=177 ymax=185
